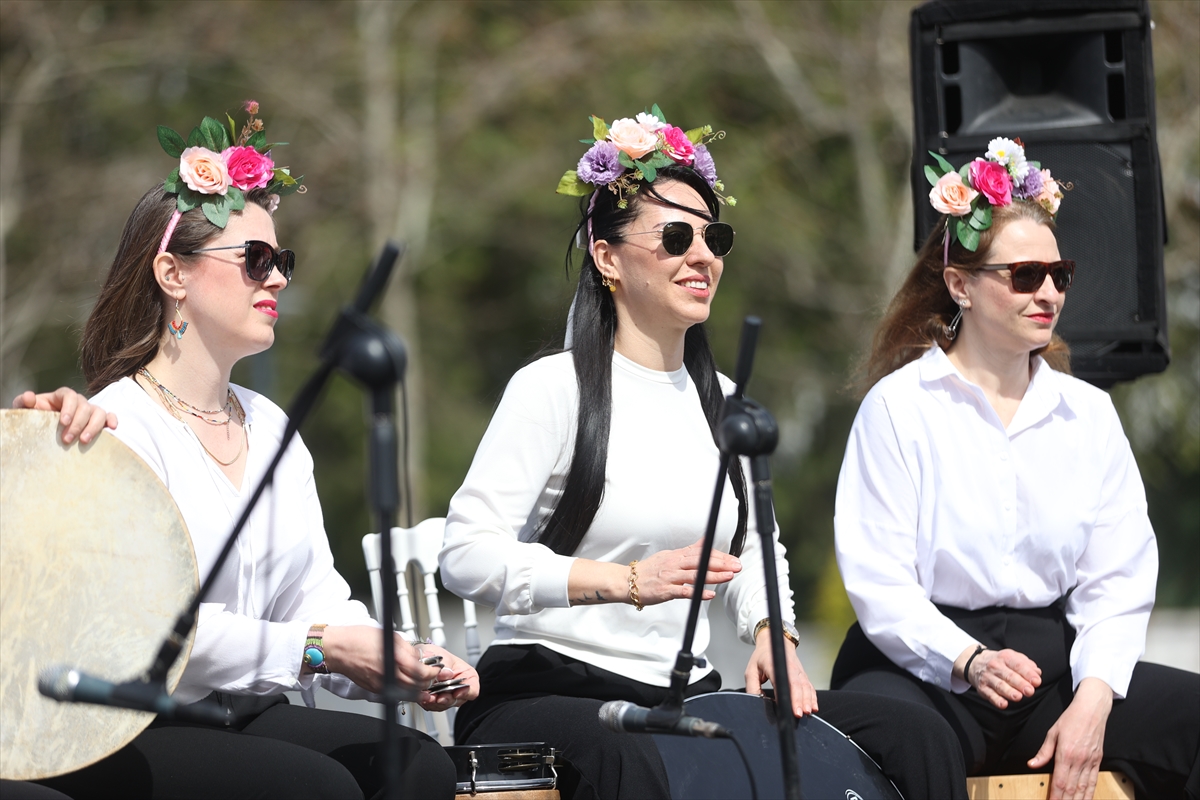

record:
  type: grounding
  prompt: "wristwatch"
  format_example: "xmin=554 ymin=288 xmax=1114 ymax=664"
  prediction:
xmin=303 ymin=624 xmax=330 ymax=674
xmin=753 ymin=617 xmax=800 ymax=647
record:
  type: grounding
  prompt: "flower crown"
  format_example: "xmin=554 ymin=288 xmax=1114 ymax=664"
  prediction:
xmin=926 ymin=137 xmax=1064 ymax=252
xmin=555 ymin=104 xmax=734 ymax=208
xmin=157 ymin=100 xmax=304 ymax=229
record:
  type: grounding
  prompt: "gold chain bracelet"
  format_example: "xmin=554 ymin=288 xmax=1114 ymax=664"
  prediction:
xmin=628 ymin=560 xmax=643 ymax=611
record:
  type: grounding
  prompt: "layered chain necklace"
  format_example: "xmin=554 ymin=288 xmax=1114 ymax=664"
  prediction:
xmin=138 ymin=367 xmax=247 ymax=466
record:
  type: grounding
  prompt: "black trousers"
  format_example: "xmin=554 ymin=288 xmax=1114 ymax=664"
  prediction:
xmin=456 ymin=644 xmax=967 ymax=800
xmin=832 ymin=605 xmax=1200 ymax=800
xmin=33 ymin=694 xmax=455 ymax=800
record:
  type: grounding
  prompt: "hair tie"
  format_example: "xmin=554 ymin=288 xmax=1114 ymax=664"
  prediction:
xmin=158 ymin=209 xmax=183 ymax=255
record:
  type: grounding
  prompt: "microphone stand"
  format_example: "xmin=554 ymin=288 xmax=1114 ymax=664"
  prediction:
xmin=651 ymin=316 xmax=801 ymax=799
xmin=43 ymin=243 xmax=411 ymax=800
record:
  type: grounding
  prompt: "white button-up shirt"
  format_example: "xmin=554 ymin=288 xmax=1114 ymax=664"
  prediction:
xmin=834 ymin=346 xmax=1156 ymax=698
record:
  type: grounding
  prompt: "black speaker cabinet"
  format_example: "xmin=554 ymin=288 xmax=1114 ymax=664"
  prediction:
xmin=910 ymin=0 xmax=1168 ymax=386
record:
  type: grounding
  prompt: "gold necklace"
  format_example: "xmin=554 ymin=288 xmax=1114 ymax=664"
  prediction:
xmin=138 ymin=371 xmax=248 ymax=466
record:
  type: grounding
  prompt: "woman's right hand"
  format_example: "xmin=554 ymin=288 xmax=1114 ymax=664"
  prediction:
xmin=320 ymin=625 xmax=441 ymax=697
xmin=959 ymin=646 xmax=1043 ymax=709
xmin=12 ymin=387 xmax=117 ymax=445
xmin=634 ymin=538 xmax=742 ymax=605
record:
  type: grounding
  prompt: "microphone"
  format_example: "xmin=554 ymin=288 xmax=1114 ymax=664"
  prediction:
xmin=38 ymin=665 xmax=231 ymax=727
xmin=598 ymin=700 xmax=731 ymax=739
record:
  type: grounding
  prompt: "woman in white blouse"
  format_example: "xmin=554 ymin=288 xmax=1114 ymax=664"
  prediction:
xmin=13 ymin=106 xmax=476 ymax=800
xmin=439 ymin=112 xmax=967 ymax=800
xmin=832 ymin=145 xmax=1199 ymax=800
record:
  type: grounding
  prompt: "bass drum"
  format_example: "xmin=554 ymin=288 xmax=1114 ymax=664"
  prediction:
xmin=653 ymin=692 xmax=903 ymax=800
xmin=0 ymin=409 xmax=197 ymax=780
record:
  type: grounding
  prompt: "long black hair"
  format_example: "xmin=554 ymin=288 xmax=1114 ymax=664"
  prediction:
xmin=535 ymin=164 xmax=750 ymax=557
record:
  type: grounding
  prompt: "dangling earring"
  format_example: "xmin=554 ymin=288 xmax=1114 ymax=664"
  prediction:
xmin=169 ymin=299 xmax=188 ymax=340
xmin=945 ymin=299 xmax=967 ymax=341
xmin=601 ymin=276 xmax=616 ymax=293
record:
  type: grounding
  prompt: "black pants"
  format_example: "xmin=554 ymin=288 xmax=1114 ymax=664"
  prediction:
xmin=34 ymin=694 xmax=455 ymax=800
xmin=456 ymin=644 xmax=967 ymax=800
xmin=832 ymin=606 xmax=1200 ymax=800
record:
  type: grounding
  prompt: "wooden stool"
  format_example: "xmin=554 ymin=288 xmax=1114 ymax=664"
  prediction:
xmin=966 ymin=771 xmax=1133 ymax=799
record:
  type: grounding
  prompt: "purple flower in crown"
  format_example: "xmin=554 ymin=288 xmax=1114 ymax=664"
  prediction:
xmin=692 ymin=145 xmax=718 ymax=188
xmin=1013 ymin=167 xmax=1044 ymax=201
xmin=577 ymin=141 xmax=623 ymax=186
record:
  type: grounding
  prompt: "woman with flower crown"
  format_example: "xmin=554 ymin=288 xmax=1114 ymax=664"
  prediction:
xmin=11 ymin=102 xmax=476 ymax=800
xmin=437 ymin=107 xmax=968 ymax=800
xmin=830 ymin=138 xmax=1200 ymax=800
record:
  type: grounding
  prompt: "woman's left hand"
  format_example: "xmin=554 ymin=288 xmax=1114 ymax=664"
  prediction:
xmin=414 ymin=644 xmax=480 ymax=712
xmin=744 ymin=626 xmax=818 ymax=717
xmin=1027 ymin=677 xmax=1113 ymax=800
xmin=12 ymin=387 xmax=117 ymax=445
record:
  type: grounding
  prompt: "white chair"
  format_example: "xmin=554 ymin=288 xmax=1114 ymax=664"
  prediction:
xmin=362 ymin=517 xmax=483 ymax=745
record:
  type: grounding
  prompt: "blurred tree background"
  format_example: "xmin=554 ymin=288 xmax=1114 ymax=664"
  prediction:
xmin=2 ymin=0 xmax=1196 ymax=636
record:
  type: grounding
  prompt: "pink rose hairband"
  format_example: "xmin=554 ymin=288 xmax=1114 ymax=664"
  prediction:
xmin=925 ymin=137 xmax=1066 ymax=264
xmin=156 ymin=100 xmax=305 ymax=254
xmin=556 ymin=104 xmax=735 ymax=257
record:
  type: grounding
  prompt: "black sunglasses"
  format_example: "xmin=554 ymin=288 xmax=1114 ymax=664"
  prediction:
xmin=183 ymin=240 xmax=295 ymax=283
xmin=623 ymin=220 xmax=735 ymax=257
xmin=977 ymin=260 xmax=1074 ymax=293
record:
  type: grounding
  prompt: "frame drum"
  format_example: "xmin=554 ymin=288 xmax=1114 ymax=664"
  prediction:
xmin=0 ymin=409 xmax=197 ymax=780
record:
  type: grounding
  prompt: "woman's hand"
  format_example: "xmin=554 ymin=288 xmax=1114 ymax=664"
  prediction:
xmin=414 ymin=643 xmax=479 ymax=712
xmin=12 ymin=387 xmax=117 ymax=445
xmin=1028 ymin=678 xmax=1113 ymax=800
xmin=958 ymin=646 xmax=1042 ymax=709
xmin=633 ymin=538 xmax=742 ymax=605
xmin=320 ymin=626 xmax=440 ymax=698
xmin=745 ymin=626 xmax=818 ymax=717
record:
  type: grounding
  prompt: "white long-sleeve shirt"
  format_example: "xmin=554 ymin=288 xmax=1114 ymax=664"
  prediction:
xmin=440 ymin=351 xmax=794 ymax=688
xmin=834 ymin=346 xmax=1157 ymax=699
xmin=92 ymin=377 xmax=378 ymax=704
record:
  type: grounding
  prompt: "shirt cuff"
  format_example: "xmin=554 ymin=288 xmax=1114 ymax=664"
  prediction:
xmin=529 ymin=553 xmax=576 ymax=611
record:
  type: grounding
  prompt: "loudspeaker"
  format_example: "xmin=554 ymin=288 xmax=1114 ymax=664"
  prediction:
xmin=909 ymin=0 xmax=1168 ymax=386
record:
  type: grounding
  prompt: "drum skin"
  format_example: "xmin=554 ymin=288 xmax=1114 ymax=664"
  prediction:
xmin=653 ymin=692 xmax=903 ymax=800
xmin=0 ymin=410 xmax=197 ymax=780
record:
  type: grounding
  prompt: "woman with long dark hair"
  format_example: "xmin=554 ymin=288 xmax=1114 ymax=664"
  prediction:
xmin=439 ymin=108 xmax=968 ymax=800
xmin=12 ymin=102 xmax=475 ymax=800
xmin=832 ymin=140 xmax=1199 ymax=800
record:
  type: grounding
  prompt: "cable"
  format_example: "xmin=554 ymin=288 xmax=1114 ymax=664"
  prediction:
xmin=729 ymin=730 xmax=759 ymax=800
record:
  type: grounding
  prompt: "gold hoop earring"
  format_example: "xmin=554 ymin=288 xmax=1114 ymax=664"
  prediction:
xmin=169 ymin=299 xmax=188 ymax=340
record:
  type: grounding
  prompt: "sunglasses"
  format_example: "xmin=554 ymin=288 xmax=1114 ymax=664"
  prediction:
xmin=622 ymin=220 xmax=735 ymax=257
xmin=183 ymin=240 xmax=296 ymax=283
xmin=977 ymin=260 xmax=1074 ymax=293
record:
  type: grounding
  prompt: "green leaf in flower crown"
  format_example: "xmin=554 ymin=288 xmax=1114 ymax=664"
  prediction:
xmin=968 ymin=203 xmax=992 ymax=231
xmin=650 ymin=103 xmax=666 ymax=122
xmin=928 ymin=150 xmax=955 ymax=175
xmin=556 ymin=170 xmax=592 ymax=197
xmin=227 ymin=187 xmax=245 ymax=211
xmin=959 ymin=164 xmax=972 ymax=185
xmin=645 ymin=152 xmax=673 ymax=170
xmin=200 ymin=116 xmax=230 ymax=151
xmin=227 ymin=114 xmax=238 ymax=147
xmin=684 ymin=125 xmax=710 ymax=144
xmin=956 ymin=219 xmax=980 ymax=251
xmin=579 ymin=138 xmax=595 ymax=145
xmin=924 ymin=164 xmax=941 ymax=187
xmin=638 ymin=160 xmax=657 ymax=183
xmin=246 ymin=131 xmax=267 ymax=151
xmin=274 ymin=178 xmax=304 ymax=197
xmin=591 ymin=116 xmax=609 ymax=143
xmin=186 ymin=126 xmax=205 ymax=148
xmin=163 ymin=167 xmax=182 ymax=194
xmin=176 ymin=187 xmax=201 ymax=213
xmin=203 ymin=194 xmax=232 ymax=228
xmin=617 ymin=151 xmax=636 ymax=170
xmin=158 ymin=126 xmax=186 ymax=158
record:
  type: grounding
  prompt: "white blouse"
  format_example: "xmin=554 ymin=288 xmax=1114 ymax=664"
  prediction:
xmin=440 ymin=351 xmax=794 ymax=688
xmin=834 ymin=346 xmax=1157 ymax=698
xmin=92 ymin=377 xmax=378 ymax=705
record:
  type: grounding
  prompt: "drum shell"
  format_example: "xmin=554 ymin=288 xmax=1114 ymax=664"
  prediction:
xmin=444 ymin=742 xmax=558 ymax=795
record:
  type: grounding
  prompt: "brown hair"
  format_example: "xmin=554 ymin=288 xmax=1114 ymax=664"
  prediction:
xmin=80 ymin=185 xmax=273 ymax=394
xmin=856 ymin=201 xmax=1071 ymax=395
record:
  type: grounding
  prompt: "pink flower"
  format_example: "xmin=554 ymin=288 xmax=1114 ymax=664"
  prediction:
xmin=607 ymin=118 xmax=659 ymax=159
xmin=660 ymin=126 xmax=695 ymax=164
xmin=929 ymin=171 xmax=978 ymax=216
xmin=178 ymin=147 xmax=230 ymax=195
xmin=969 ymin=158 xmax=1012 ymax=206
xmin=266 ymin=194 xmax=281 ymax=215
xmin=244 ymin=99 xmax=260 ymax=115
xmin=1037 ymin=169 xmax=1063 ymax=215
xmin=222 ymin=146 xmax=275 ymax=191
